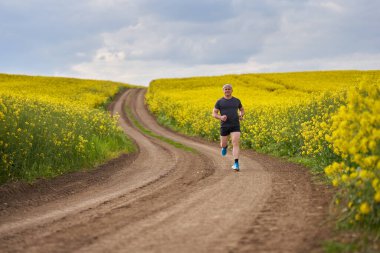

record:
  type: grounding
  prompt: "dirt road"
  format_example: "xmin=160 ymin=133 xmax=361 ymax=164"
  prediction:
xmin=0 ymin=88 xmax=333 ymax=252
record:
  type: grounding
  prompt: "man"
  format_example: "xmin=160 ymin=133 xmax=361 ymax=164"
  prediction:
xmin=212 ymin=84 xmax=244 ymax=171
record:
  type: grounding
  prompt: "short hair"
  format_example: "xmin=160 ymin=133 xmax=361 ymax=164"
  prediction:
xmin=223 ymin=84 xmax=232 ymax=90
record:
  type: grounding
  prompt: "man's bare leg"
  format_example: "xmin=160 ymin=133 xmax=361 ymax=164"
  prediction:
xmin=220 ymin=135 xmax=228 ymax=148
xmin=231 ymin=132 xmax=241 ymax=160
xmin=220 ymin=135 xmax=228 ymax=156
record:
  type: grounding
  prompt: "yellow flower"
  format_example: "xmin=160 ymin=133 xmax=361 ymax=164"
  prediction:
xmin=359 ymin=202 xmax=371 ymax=215
xmin=372 ymin=178 xmax=379 ymax=190
xmin=369 ymin=141 xmax=376 ymax=152
xmin=359 ymin=170 xmax=370 ymax=180
xmin=341 ymin=174 xmax=349 ymax=183
xmin=324 ymin=166 xmax=334 ymax=176
xmin=332 ymin=178 xmax=339 ymax=187
xmin=374 ymin=192 xmax=380 ymax=203
xmin=350 ymin=172 xmax=358 ymax=179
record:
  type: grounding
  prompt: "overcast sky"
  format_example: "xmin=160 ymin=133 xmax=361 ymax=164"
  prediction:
xmin=1 ymin=0 xmax=379 ymax=85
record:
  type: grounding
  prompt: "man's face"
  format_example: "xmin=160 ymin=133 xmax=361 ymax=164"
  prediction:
xmin=223 ymin=87 xmax=232 ymax=96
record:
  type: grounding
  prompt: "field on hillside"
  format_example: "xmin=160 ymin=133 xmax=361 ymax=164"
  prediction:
xmin=0 ymin=74 xmax=135 ymax=183
xmin=146 ymin=70 xmax=380 ymax=228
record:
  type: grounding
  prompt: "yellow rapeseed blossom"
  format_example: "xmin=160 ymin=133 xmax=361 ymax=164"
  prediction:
xmin=359 ymin=202 xmax=371 ymax=215
xmin=325 ymin=73 xmax=380 ymax=225
xmin=374 ymin=192 xmax=380 ymax=203
xmin=372 ymin=178 xmax=380 ymax=190
xmin=332 ymin=178 xmax=339 ymax=187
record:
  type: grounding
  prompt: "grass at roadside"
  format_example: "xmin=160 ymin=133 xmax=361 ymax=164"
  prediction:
xmin=323 ymin=240 xmax=359 ymax=253
xmin=323 ymin=230 xmax=380 ymax=253
xmin=124 ymin=106 xmax=196 ymax=153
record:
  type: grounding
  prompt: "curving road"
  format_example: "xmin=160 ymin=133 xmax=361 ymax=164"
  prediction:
xmin=0 ymin=88 xmax=333 ymax=252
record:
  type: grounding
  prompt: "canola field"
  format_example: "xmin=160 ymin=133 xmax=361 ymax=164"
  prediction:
xmin=0 ymin=74 xmax=135 ymax=183
xmin=146 ymin=70 xmax=380 ymax=227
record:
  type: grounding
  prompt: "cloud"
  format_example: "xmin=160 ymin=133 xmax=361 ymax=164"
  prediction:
xmin=250 ymin=0 xmax=380 ymax=63
xmin=95 ymin=48 xmax=126 ymax=62
xmin=99 ymin=15 xmax=273 ymax=64
xmin=140 ymin=0 xmax=234 ymax=22
xmin=318 ymin=1 xmax=344 ymax=12
xmin=1 ymin=0 xmax=379 ymax=85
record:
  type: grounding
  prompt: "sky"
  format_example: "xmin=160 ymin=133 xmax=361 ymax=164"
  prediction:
xmin=1 ymin=0 xmax=379 ymax=86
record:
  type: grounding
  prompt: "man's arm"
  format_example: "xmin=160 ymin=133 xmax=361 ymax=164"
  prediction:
xmin=212 ymin=108 xmax=221 ymax=119
xmin=213 ymin=108 xmax=227 ymax=121
xmin=239 ymin=107 xmax=245 ymax=120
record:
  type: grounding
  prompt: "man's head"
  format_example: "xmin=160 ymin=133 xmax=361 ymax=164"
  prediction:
xmin=223 ymin=84 xmax=232 ymax=90
xmin=223 ymin=84 xmax=233 ymax=98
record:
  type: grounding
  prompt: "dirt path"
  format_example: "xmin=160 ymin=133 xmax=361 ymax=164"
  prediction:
xmin=0 ymin=88 xmax=333 ymax=252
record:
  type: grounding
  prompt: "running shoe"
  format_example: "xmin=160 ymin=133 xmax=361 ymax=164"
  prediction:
xmin=231 ymin=162 xmax=240 ymax=171
xmin=221 ymin=146 xmax=227 ymax=156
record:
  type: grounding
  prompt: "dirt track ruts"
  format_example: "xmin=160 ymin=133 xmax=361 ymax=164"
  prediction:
xmin=0 ymin=88 xmax=333 ymax=252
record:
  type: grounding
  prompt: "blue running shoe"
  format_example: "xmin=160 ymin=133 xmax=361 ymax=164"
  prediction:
xmin=232 ymin=162 xmax=240 ymax=171
xmin=221 ymin=146 xmax=227 ymax=156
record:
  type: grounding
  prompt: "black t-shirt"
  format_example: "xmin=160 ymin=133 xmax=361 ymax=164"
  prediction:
xmin=214 ymin=97 xmax=242 ymax=127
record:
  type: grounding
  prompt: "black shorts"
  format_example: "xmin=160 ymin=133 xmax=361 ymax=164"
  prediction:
xmin=220 ymin=125 xmax=240 ymax=136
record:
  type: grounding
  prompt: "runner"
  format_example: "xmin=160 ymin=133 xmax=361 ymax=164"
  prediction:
xmin=212 ymin=84 xmax=244 ymax=171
